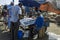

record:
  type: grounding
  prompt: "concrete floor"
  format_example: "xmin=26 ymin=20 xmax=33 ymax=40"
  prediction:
xmin=47 ymin=23 xmax=60 ymax=35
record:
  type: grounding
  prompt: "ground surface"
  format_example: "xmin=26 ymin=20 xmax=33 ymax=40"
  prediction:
xmin=0 ymin=22 xmax=60 ymax=40
xmin=47 ymin=23 xmax=60 ymax=35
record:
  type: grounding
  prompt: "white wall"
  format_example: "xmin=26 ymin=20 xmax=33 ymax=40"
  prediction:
xmin=14 ymin=0 xmax=19 ymax=5
xmin=0 ymin=0 xmax=19 ymax=5
xmin=0 ymin=0 xmax=12 ymax=5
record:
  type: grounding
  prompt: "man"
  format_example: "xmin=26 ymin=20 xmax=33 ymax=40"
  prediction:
xmin=17 ymin=3 xmax=24 ymax=19
xmin=8 ymin=3 xmax=22 ymax=40
xmin=25 ymin=6 xmax=30 ymax=16
xmin=44 ymin=16 xmax=50 ymax=32
xmin=2 ymin=5 xmax=8 ymax=31
xmin=7 ymin=2 xmax=14 ymax=29
xmin=33 ymin=13 xmax=44 ymax=39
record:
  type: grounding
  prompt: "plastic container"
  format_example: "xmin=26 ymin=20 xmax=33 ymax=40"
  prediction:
xmin=18 ymin=30 xmax=24 ymax=39
xmin=23 ymin=30 xmax=29 ymax=38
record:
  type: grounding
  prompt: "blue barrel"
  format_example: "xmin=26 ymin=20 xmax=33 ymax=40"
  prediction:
xmin=18 ymin=30 xmax=24 ymax=39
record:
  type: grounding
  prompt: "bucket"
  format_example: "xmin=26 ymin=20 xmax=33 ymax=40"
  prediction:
xmin=18 ymin=30 xmax=24 ymax=39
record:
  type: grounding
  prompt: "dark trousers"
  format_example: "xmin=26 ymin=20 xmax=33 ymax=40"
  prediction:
xmin=45 ymin=27 xmax=47 ymax=32
xmin=10 ymin=21 xmax=19 ymax=40
xmin=29 ymin=24 xmax=35 ymax=40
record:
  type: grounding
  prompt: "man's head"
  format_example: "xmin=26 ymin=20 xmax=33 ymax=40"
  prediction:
xmin=10 ymin=2 xmax=14 ymax=6
xmin=3 ymin=5 xmax=7 ymax=9
xmin=18 ymin=3 xmax=22 ymax=7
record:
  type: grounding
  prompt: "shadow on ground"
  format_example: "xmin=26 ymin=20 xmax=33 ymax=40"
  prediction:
xmin=0 ymin=30 xmax=49 ymax=40
xmin=0 ymin=30 xmax=11 ymax=40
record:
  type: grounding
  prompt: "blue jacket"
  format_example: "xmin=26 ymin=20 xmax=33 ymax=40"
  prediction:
xmin=35 ymin=16 xmax=44 ymax=31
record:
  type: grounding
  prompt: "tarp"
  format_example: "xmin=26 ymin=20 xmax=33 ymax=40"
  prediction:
xmin=20 ymin=18 xmax=35 ymax=27
xmin=19 ymin=0 xmax=46 ymax=7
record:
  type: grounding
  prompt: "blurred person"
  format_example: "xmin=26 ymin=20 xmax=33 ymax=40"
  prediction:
xmin=34 ymin=7 xmax=39 ymax=17
xmin=2 ymin=5 xmax=8 ymax=31
xmin=35 ymin=7 xmax=38 ymax=12
xmin=18 ymin=3 xmax=25 ymax=15
xmin=7 ymin=2 xmax=14 ymax=30
xmin=0 ymin=5 xmax=2 ymax=19
xmin=44 ymin=16 xmax=50 ymax=32
xmin=7 ymin=2 xmax=14 ymax=9
xmin=28 ymin=14 xmax=35 ymax=40
xmin=8 ymin=2 xmax=22 ymax=40
xmin=33 ymin=13 xmax=44 ymax=39
xmin=32 ymin=7 xmax=37 ymax=16
xmin=25 ymin=6 xmax=30 ymax=16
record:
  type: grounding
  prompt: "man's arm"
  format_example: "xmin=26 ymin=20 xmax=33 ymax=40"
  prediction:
xmin=18 ymin=7 xmax=22 ymax=19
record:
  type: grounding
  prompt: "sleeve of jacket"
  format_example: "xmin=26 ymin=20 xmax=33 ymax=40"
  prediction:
xmin=34 ymin=16 xmax=44 ymax=29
